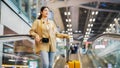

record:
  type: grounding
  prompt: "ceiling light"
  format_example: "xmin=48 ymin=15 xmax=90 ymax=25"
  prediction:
xmin=112 ymin=24 xmax=115 ymax=26
xmin=68 ymin=28 xmax=72 ymax=31
xmin=64 ymin=12 xmax=67 ymax=15
xmin=91 ymin=24 xmax=93 ymax=27
xmin=87 ymin=28 xmax=89 ymax=31
xmin=66 ymin=19 xmax=68 ymax=22
xmin=68 ymin=32 xmax=73 ymax=35
xmin=96 ymin=11 xmax=98 ymax=15
xmin=79 ymin=31 xmax=81 ymax=33
xmin=88 ymin=24 xmax=91 ymax=27
xmin=93 ymin=18 xmax=96 ymax=22
xmin=114 ymin=18 xmax=117 ymax=21
xmin=110 ymin=24 xmax=112 ymax=27
xmin=67 ymin=24 xmax=69 ymax=27
xmin=92 ymin=11 xmax=95 ymax=15
xmin=89 ymin=19 xmax=92 ymax=22
xmin=92 ymin=31 xmax=94 ymax=32
xmin=68 ymin=12 xmax=71 ymax=15
xmin=106 ymin=28 xmax=109 ymax=31
xmin=69 ymin=19 xmax=71 ymax=22
xmin=86 ymin=32 xmax=90 ymax=34
xmin=69 ymin=28 xmax=72 ymax=31
xmin=89 ymin=28 xmax=91 ymax=31
xmin=75 ymin=30 xmax=78 ymax=33
xmin=69 ymin=24 xmax=72 ymax=27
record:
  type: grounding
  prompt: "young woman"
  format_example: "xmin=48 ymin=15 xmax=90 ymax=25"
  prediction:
xmin=29 ymin=6 xmax=69 ymax=68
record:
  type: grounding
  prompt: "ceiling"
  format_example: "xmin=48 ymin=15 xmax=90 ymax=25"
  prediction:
xmin=47 ymin=0 xmax=120 ymax=42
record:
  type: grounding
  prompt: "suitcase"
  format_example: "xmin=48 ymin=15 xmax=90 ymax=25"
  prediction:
xmin=68 ymin=60 xmax=80 ymax=68
xmin=68 ymin=61 xmax=74 ymax=68
xmin=74 ymin=60 xmax=80 ymax=68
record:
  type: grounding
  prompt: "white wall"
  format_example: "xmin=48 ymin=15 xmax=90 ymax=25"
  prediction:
xmin=1 ymin=2 xmax=31 ymax=34
xmin=0 ymin=24 xmax=3 ymax=35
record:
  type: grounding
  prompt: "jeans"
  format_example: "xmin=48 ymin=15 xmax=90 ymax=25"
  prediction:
xmin=40 ymin=51 xmax=55 ymax=68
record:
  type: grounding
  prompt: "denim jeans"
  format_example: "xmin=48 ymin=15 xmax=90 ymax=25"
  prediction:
xmin=40 ymin=51 xmax=55 ymax=68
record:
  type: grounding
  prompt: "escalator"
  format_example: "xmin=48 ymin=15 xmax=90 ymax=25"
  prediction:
xmin=91 ymin=33 xmax=120 ymax=68
xmin=0 ymin=35 xmax=40 ymax=68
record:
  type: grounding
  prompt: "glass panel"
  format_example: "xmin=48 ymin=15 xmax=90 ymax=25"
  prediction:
xmin=92 ymin=34 xmax=120 ymax=68
xmin=1 ymin=38 xmax=40 ymax=68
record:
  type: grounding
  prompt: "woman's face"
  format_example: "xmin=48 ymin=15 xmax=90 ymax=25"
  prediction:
xmin=41 ymin=8 xmax=49 ymax=17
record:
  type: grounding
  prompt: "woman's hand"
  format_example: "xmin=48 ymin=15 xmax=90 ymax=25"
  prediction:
xmin=35 ymin=35 xmax=41 ymax=42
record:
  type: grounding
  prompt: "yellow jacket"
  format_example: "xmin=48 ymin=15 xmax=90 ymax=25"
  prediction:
xmin=29 ymin=19 xmax=69 ymax=53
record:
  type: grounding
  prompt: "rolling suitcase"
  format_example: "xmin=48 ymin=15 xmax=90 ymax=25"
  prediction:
xmin=67 ymin=60 xmax=80 ymax=68
xmin=68 ymin=61 xmax=74 ymax=68
xmin=74 ymin=60 xmax=80 ymax=68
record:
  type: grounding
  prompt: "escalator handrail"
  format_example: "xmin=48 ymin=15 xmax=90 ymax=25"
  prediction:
xmin=0 ymin=34 xmax=33 ymax=39
xmin=91 ymin=33 xmax=120 ymax=41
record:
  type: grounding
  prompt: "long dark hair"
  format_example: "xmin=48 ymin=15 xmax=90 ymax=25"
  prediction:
xmin=37 ymin=6 xmax=48 ymax=19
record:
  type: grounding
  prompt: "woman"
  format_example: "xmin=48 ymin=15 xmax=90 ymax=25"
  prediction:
xmin=29 ymin=6 xmax=69 ymax=68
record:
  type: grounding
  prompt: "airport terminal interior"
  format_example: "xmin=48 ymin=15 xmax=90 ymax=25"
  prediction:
xmin=0 ymin=0 xmax=120 ymax=68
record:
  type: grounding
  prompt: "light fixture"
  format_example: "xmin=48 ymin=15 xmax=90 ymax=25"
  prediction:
xmin=92 ymin=11 xmax=95 ymax=15
xmin=68 ymin=32 xmax=73 ymax=35
xmin=64 ymin=12 xmax=67 ymax=15
xmin=91 ymin=24 xmax=93 ymax=27
xmin=92 ymin=30 xmax=94 ymax=32
xmin=93 ymin=18 xmax=96 ymax=22
xmin=112 ymin=24 xmax=115 ymax=26
xmin=110 ymin=24 xmax=112 ymax=27
xmin=114 ymin=18 xmax=117 ymax=21
xmin=69 ymin=19 xmax=71 ymax=22
xmin=89 ymin=19 xmax=92 ymax=22
xmin=68 ymin=12 xmax=71 ymax=15
xmin=66 ymin=19 xmax=68 ymax=22
xmin=79 ymin=31 xmax=81 ymax=33
xmin=88 ymin=24 xmax=91 ymax=27
xmin=75 ymin=30 xmax=78 ymax=33
xmin=67 ymin=24 xmax=69 ymax=27
xmin=96 ymin=11 xmax=98 ymax=15
xmin=69 ymin=24 xmax=72 ymax=27
xmin=87 ymin=28 xmax=89 ymax=31
xmin=106 ymin=28 xmax=109 ymax=31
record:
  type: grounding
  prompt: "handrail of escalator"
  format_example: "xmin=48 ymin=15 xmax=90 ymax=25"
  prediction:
xmin=0 ymin=34 xmax=34 ymax=42
xmin=91 ymin=33 xmax=120 ymax=41
xmin=0 ymin=34 xmax=32 ymax=38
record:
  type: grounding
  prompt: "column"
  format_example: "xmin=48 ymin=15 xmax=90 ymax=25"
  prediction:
xmin=0 ymin=24 xmax=4 ymax=68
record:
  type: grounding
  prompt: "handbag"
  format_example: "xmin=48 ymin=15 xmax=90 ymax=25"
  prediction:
xmin=42 ymin=38 xmax=49 ymax=43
